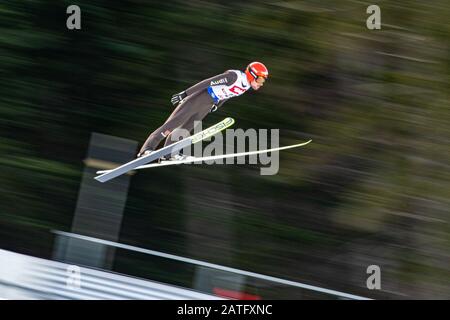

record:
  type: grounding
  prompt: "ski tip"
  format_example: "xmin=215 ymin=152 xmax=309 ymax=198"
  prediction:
xmin=293 ymin=139 xmax=312 ymax=147
xmin=225 ymin=117 xmax=235 ymax=124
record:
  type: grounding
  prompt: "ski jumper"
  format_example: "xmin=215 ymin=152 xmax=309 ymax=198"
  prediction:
xmin=140 ymin=70 xmax=250 ymax=153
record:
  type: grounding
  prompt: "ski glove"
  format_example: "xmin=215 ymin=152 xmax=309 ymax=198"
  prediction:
xmin=170 ymin=91 xmax=187 ymax=106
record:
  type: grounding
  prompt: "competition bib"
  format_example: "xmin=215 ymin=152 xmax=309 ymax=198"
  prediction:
xmin=207 ymin=70 xmax=250 ymax=103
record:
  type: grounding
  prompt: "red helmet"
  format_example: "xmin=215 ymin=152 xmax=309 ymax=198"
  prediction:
xmin=245 ymin=61 xmax=269 ymax=83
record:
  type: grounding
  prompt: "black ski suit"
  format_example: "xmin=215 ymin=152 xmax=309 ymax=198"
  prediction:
xmin=139 ymin=70 xmax=239 ymax=154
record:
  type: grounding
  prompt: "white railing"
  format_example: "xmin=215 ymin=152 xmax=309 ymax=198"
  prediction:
xmin=52 ymin=230 xmax=371 ymax=300
xmin=0 ymin=249 xmax=223 ymax=300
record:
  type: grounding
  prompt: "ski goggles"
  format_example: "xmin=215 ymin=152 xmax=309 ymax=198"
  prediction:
xmin=255 ymin=76 xmax=266 ymax=85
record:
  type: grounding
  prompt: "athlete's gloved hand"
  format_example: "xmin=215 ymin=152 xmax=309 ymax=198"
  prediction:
xmin=170 ymin=91 xmax=187 ymax=106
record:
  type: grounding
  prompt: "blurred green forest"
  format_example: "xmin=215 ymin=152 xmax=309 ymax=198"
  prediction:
xmin=0 ymin=0 xmax=449 ymax=298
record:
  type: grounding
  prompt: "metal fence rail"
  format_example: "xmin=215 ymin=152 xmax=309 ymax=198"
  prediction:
xmin=52 ymin=230 xmax=371 ymax=300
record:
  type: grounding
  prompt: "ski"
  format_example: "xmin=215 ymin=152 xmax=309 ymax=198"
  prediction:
xmin=94 ymin=117 xmax=235 ymax=182
xmin=133 ymin=140 xmax=312 ymax=170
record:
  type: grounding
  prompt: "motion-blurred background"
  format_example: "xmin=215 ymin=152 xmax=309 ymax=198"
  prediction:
xmin=0 ymin=0 xmax=449 ymax=299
